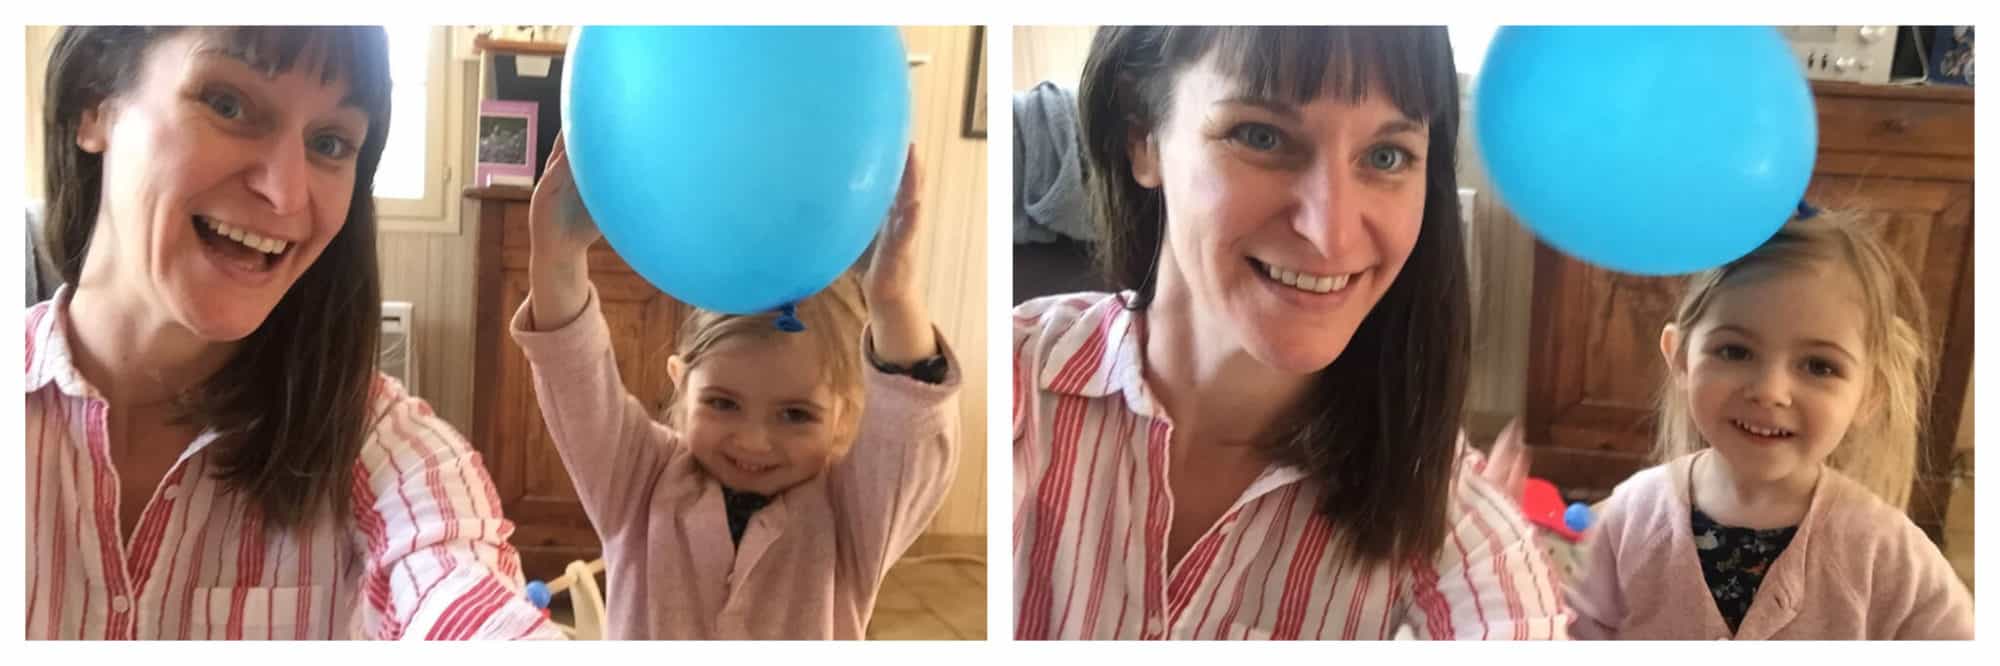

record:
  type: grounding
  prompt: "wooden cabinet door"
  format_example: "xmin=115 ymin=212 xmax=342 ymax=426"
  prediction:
xmin=474 ymin=196 xmax=692 ymax=580
xmin=1522 ymin=241 xmax=1680 ymax=498
xmin=1799 ymin=176 xmax=1972 ymax=540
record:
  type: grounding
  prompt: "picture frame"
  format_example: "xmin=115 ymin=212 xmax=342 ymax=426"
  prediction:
xmin=1926 ymin=26 xmax=1973 ymax=86
xmin=475 ymin=100 xmax=539 ymax=187
xmin=962 ymin=26 xmax=987 ymax=139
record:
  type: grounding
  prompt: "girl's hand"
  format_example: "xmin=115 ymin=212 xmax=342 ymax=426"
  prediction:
xmin=529 ymin=132 xmax=602 ymax=264
xmin=525 ymin=132 xmax=599 ymax=331
xmin=864 ymin=146 xmax=924 ymax=311
xmin=1482 ymin=418 xmax=1532 ymax=500
xmin=864 ymin=146 xmax=938 ymax=365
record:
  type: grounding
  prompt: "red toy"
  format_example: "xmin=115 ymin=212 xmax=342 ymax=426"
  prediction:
xmin=1521 ymin=477 xmax=1583 ymax=542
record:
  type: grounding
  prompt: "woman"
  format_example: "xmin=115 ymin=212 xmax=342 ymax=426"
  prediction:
xmin=1012 ymin=26 xmax=1565 ymax=640
xmin=25 ymin=26 xmax=557 ymax=640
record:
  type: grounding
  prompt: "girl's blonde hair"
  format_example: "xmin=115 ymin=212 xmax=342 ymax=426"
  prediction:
xmin=663 ymin=271 xmax=870 ymax=455
xmin=1655 ymin=211 xmax=1934 ymax=509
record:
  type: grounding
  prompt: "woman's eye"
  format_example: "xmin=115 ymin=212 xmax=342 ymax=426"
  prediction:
xmin=202 ymin=89 xmax=246 ymax=120
xmin=309 ymin=133 xmax=356 ymax=160
xmin=1365 ymin=144 xmax=1414 ymax=172
xmin=1229 ymin=123 xmax=1285 ymax=152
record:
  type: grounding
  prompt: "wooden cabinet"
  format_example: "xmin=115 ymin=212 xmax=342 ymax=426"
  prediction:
xmin=1524 ymin=81 xmax=1973 ymax=542
xmin=469 ymin=188 xmax=692 ymax=580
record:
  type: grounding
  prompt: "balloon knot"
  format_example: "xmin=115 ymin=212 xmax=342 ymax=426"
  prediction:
xmin=775 ymin=303 xmax=805 ymax=333
xmin=1795 ymin=200 xmax=1820 ymax=220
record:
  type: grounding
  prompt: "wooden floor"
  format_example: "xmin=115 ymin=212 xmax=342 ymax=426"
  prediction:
xmin=866 ymin=555 xmax=988 ymax=640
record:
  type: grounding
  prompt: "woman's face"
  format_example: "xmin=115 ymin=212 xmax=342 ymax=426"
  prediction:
xmin=1132 ymin=53 xmax=1430 ymax=375
xmin=77 ymin=30 xmax=370 ymax=342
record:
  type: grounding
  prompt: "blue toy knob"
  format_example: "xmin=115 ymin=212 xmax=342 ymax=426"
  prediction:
xmin=1564 ymin=502 xmax=1593 ymax=533
xmin=525 ymin=580 xmax=551 ymax=609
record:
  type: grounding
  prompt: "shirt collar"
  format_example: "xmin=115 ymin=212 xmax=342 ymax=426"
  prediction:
xmin=24 ymin=284 xmax=88 ymax=398
xmin=1035 ymin=292 xmax=1158 ymax=416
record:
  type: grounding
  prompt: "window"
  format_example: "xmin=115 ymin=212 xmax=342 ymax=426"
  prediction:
xmin=375 ymin=25 xmax=460 ymax=232
xmin=1449 ymin=25 xmax=1498 ymax=77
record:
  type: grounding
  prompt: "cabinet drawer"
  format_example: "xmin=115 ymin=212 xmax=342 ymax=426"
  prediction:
xmin=1815 ymin=93 xmax=1972 ymax=159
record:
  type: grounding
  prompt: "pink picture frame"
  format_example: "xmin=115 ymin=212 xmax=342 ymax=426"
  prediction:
xmin=475 ymin=100 xmax=539 ymax=187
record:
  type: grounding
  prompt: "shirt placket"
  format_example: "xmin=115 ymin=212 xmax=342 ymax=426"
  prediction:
xmin=81 ymin=400 xmax=139 ymax=640
xmin=123 ymin=463 xmax=196 ymax=639
xmin=717 ymin=500 xmax=786 ymax=637
xmin=84 ymin=396 xmax=213 ymax=641
xmin=1154 ymin=461 xmax=1302 ymax=640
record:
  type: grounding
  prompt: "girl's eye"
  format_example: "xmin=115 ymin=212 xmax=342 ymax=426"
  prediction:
xmin=202 ymin=88 xmax=247 ymax=120
xmin=1805 ymin=357 xmax=1842 ymax=378
xmin=781 ymin=408 xmax=820 ymax=424
xmin=701 ymin=397 xmax=738 ymax=412
xmin=1714 ymin=344 xmax=1751 ymax=361
xmin=1228 ymin=122 xmax=1286 ymax=152
xmin=1365 ymin=144 xmax=1415 ymax=172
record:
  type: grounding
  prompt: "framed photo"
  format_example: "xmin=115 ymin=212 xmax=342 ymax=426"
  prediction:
xmin=962 ymin=26 xmax=987 ymax=139
xmin=1926 ymin=26 xmax=1973 ymax=86
xmin=475 ymin=100 xmax=538 ymax=187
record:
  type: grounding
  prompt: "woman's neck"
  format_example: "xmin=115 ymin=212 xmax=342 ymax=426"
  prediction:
xmin=1690 ymin=449 xmax=1819 ymax=530
xmin=1140 ymin=274 xmax=1314 ymax=451
xmin=64 ymin=276 xmax=236 ymax=407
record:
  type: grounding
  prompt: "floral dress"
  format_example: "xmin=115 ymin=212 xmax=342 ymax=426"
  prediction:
xmin=1690 ymin=508 xmax=1799 ymax=632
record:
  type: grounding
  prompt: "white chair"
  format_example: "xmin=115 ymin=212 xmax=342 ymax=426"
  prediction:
xmin=541 ymin=559 xmax=607 ymax=640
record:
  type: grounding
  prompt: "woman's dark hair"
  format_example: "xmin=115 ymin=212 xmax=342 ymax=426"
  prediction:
xmin=1078 ymin=26 xmax=1470 ymax=566
xmin=43 ymin=26 xmax=393 ymax=531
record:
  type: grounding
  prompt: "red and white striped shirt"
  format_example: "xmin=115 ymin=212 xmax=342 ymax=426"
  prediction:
xmin=1012 ymin=293 xmax=1568 ymax=640
xmin=24 ymin=292 xmax=560 ymax=640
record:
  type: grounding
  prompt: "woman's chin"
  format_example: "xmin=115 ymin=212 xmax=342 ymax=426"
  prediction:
xmin=1239 ymin=325 xmax=1356 ymax=376
xmin=176 ymin=304 xmax=272 ymax=343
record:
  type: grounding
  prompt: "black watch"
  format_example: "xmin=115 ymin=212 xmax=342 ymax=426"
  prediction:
xmin=871 ymin=351 xmax=949 ymax=385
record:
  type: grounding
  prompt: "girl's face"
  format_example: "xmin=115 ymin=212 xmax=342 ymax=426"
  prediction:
xmin=671 ymin=332 xmax=849 ymax=495
xmin=1666 ymin=264 xmax=1874 ymax=494
xmin=78 ymin=30 xmax=369 ymax=342
xmin=1134 ymin=53 xmax=1430 ymax=374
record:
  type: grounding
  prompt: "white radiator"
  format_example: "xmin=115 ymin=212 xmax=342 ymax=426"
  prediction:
xmin=381 ymin=301 xmax=418 ymax=396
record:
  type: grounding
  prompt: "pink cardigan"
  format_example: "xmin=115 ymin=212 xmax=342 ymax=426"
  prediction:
xmin=509 ymin=289 xmax=961 ymax=639
xmin=1567 ymin=453 xmax=1973 ymax=639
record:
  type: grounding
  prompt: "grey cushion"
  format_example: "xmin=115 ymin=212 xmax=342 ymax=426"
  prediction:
xmin=27 ymin=201 xmax=60 ymax=305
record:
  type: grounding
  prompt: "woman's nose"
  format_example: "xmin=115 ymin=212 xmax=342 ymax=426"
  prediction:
xmin=246 ymin=136 xmax=311 ymax=217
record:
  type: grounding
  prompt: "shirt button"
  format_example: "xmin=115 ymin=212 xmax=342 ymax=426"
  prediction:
xmin=112 ymin=595 xmax=131 ymax=613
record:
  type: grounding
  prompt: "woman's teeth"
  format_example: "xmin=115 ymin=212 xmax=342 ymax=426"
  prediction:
xmin=200 ymin=216 xmax=291 ymax=255
xmin=1262 ymin=261 xmax=1352 ymax=294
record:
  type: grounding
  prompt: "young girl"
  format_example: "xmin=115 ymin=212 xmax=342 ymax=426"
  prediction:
xmin=1567 ymin=211 xmax=1974 ymax=639
xmin=509 ymin=134 xmax=962 ymax=639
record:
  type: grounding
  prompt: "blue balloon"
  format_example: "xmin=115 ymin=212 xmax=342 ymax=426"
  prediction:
xmin=525 ymin=580 xmax=551 ymax=609
xmin=564 ymin=26 xmax=911 ymax=314
xmin=1474 ymin=27 xmax=1817 ymax=275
